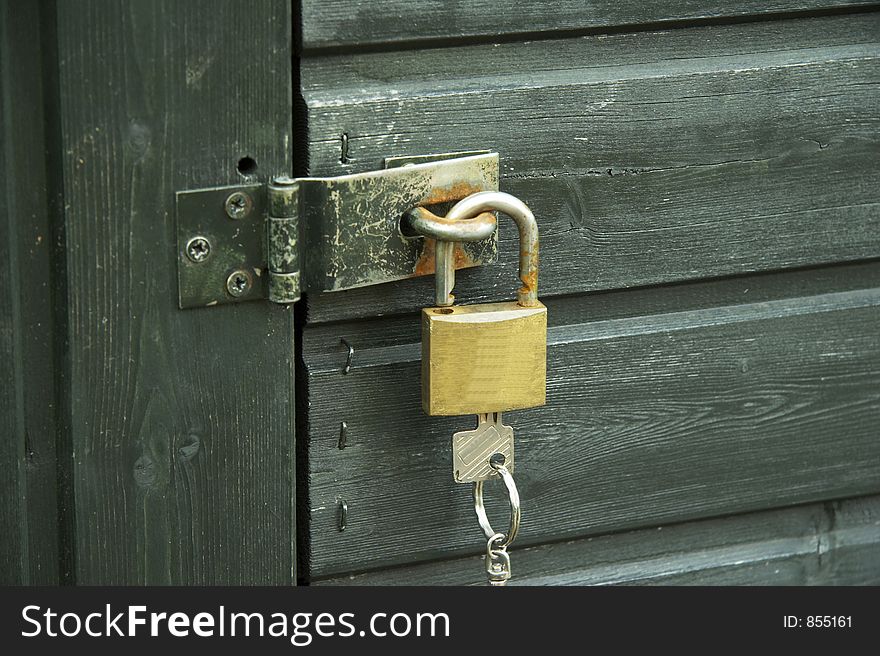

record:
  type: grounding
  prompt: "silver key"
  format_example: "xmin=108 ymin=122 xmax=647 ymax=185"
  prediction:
xmin=452 ymin=413 xmax=514 ymax=483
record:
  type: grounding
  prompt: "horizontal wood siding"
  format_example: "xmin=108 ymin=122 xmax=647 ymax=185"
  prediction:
xmin=298 ymin=8 xmax=880 ymax=584
xmin=301 ymin=14 xmax=880 ymax=322
xmin=316 ymin=495 xmax=880 ymax=585
xmin=304 ymin=263 xmax=880 ymax=576
xmin=300 ymin=0 xmax=878 ymax=50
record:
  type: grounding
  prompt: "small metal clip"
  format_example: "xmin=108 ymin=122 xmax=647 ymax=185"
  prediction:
xmin=340 ymin=338 xmax=354 ymax=374
xmin=485 ymin=533 xmax=511 ymax=586
xmin=336 ymin=498 xmax=348 ymax=532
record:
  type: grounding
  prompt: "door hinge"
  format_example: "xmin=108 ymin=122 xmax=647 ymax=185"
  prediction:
xmin=175 ymin=151 xmax=498 ymax=309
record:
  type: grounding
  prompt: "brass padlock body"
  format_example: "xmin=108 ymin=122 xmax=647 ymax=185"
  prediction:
xmin=421 ymin=300 xmax=547 ymax=416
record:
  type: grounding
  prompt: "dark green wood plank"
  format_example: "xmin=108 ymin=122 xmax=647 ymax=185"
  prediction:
xmin=300 ymin=0 xmax=878 ymax=50
xmin=56 ymin=0 xmax=295 ymax=584
xmin=315 ymin=495 xmax=880 ymax=585
xmin=304 ymin=266 xmax=880 ymax=576
xmin=301 ymin=14 xmax=880 ymax=322
xmin=0 ymin=0 xmax=29 ymax=585
xmin=0 ymin=0 xmax=60 ymax=585
xmin=304 ymin=12 xmax=880 ymax=93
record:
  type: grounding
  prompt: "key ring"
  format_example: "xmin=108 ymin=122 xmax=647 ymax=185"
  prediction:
xmin=473 ymin=460 xmax=521 ymax=550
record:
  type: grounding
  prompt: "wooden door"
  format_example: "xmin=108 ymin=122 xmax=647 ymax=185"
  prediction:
xmin=1 ymin=0 xmax=297 ymax=585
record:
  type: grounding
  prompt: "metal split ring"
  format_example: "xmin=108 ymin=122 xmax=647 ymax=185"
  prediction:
xmin=473 ymin=461 xmax=521 ymax=550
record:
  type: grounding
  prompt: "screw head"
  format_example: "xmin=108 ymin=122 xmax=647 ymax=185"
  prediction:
xmin=225 ymin=191 xmax=253 ymax=220
xmin=185 ymin=236 xmax=211 ymax=263
xmin=226 ymin=269 xmax=252 ymax=297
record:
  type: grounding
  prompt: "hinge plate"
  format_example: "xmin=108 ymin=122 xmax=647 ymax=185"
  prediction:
xmin=176 ymin=151 xmax=498 ymax=309
xmin=176 ymin=183 xmax=267 ymax=308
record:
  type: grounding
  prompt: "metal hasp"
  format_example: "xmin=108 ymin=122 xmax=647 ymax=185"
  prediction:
xmin=175 ymin=151 xmax=499 ymax=308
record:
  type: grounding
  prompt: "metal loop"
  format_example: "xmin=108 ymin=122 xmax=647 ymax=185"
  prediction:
xmin=485 ymin=533 xmax=511 ymax=585
xmin=487 ymin=532 xmax=507 ymax=552
xmin=447 ymin=191 xmax=539 ymax=307
xmin=430 ymin=191 xmax=539 ymax=308
xmin=473 ymin=461 xmax=521 ymax=550
xmin=402 ymin=206 xmax=497 ymax=242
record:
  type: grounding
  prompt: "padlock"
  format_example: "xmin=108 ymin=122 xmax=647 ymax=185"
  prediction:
xmin=419 ymin=191 xmax=547 ymax=416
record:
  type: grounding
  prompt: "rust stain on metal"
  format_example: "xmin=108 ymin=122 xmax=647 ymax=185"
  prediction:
xmin=415 ymin=239 xmax=479 ymax=277
xmin=413 ymin=176 xmax=496 ymax=278
xmin=414 ymin=238 xmax=437 ymax=276
xmin=519 ymin=238 xmax=540 ymax=302
xmin=421 ymin=181 xmax=485 ymax=206
xmin=452 ymin=243 xmax=477 ymax=268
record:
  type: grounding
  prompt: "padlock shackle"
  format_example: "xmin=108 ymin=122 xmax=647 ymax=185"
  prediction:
xmin=402 ymin=207 xmax=497 ymax=242
xmin=445 ymin=191 xmax=540 ymax=307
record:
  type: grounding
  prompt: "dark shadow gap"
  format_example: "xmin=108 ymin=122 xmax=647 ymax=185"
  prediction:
xmin=292 ymin=0 xmax=313 ymax=586
xmin=39 ymin=0 xmax=77 ymax=585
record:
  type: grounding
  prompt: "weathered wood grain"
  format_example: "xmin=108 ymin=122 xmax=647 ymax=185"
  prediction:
xmin=299 ymin=0 xmax=878 ymax=51
xmin=304 ymin=265 xmax=880 ymax=577
xmin=316 ymin=495 xmax=880 ymax=585
xmin=300 ymin=14 xmax=880 ymax=322
xmin=0 ymin=0 xmax=61 ymax=585
xmin=56 ymin=0 xmax=296 ymax=584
